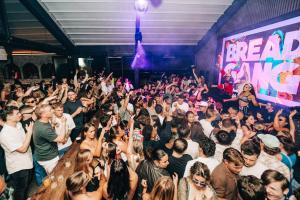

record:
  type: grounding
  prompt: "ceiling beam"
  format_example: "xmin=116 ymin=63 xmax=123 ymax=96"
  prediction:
xmin=1 ymin=36 xmax=65 ymax=55
xmin=19 ymin=0 xmax=74 ymax=50
xmin=40 ymin=0 xmax=233 ymax=6
xmin=196 ymin=0 xmax=247 ymax=51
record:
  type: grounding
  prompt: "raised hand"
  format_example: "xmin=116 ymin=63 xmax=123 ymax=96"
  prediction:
xmin=141 ymin=179 xmax=147 ymax=189
xmin=25 ymin=121 xmax=34 ymax=134
xmin=276 ymin=109 xmax=283 ymax=116
xmin=289 ymin=110 xmax=297 ymax=119
xmin=172 ymin=173 xmax=179 ymax=186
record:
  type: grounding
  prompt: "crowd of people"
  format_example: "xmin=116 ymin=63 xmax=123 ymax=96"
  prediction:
xmin=0 ymin=67 xmax=300 ymax=200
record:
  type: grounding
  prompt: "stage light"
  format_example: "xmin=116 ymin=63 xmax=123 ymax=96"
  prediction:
xmin=134 ymin=0 xmax=149 ymax=13
xmin=131 ymin=41 xmax=147 ymax=69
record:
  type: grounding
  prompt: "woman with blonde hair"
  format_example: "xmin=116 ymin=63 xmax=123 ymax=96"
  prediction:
xmin=127 ymin=115 xmax=145 ymax=171
xmin=178 ymin=162 xmax=216 ymax=200
xmin=74 ymin=149 xmax=101 ymax=192
xmin=65 ymin=171 xmax=103 ymax=200
xmin=141 ymin=174 xmax=178 ymax=200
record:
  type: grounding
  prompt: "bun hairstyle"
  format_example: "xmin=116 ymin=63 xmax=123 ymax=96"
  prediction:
xmin=144 ymin=148 xmax=167 ymax=163
xmin=216 ymin=130 xmax=236 ymax=146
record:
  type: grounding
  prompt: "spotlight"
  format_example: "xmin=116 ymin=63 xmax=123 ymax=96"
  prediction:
xmin=131 ymin=41 xmax=147 ymax=69
xmin=134 ymin=0 xmax=149 ymax=13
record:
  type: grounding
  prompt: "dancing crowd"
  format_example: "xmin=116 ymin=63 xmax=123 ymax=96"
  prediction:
xmin=0 ymin=67 xmax=300 ymax=200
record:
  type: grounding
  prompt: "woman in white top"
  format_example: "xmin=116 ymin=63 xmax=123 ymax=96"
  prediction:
xmin=178 ymin=161 xmax=216 ymax=200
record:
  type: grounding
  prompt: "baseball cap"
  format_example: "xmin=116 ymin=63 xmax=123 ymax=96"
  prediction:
xmin=199 ymin=101 xmax=208 ymax=107
xmin=257 ymin=134 xmax=280 ymax=148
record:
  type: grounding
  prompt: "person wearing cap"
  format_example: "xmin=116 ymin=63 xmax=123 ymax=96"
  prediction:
xmin=257 ymin=134 xmax=290 ymax=180
xmin=171 ymin=94 xmax=189 ymax=113
xmin=196 ymin=101 xmax=208 ymax=120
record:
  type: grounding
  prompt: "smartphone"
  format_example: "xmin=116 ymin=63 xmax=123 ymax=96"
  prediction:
xmin=125 ymin=128 xmax=129 ymax=136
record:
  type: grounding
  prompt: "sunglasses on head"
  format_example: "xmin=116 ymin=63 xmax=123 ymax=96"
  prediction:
xmin=192 ymin=178 xmax=207 ymax=187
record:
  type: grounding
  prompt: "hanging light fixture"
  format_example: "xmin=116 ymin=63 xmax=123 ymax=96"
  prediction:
xmin=134 ymin=0 xmax=149 ymax=13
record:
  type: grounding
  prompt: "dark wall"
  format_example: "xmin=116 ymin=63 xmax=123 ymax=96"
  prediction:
xmin=76 ymin=45 xmax=196 ymax=73
xmin=195 ymin=0 xmax=300 ymax=84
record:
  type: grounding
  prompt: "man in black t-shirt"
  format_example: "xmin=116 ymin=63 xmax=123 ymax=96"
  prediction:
xmin=261 ymin=103 xmax=275 ymax=124
xmin=166 ymin=138 xmax=192 ymax=178
xmin=63 ymin=89 xmax=84 ymax=141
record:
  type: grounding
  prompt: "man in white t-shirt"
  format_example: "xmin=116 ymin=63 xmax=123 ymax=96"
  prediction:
xmin=171 ymin=94 xmax=189 ymax=113
xmin=257 ymin=134 xmax=290 ymax=180
xmin=199 ymin=108 xmax=218 ymax=137
xmin=0 ymin=106 xmax=33 ymax=200
xmin=184 ymin=137 xmax=219 ymax=177
xmin=52 ymin=103 xmax=76 ymax=157
xmin=240 ymin=140 xmax=268 ymax=178
xmin=178 ymin=126 xmax=199 ymax=159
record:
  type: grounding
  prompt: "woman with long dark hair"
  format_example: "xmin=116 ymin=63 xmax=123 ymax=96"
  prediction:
xmin=108 ymin=122 xmax=128 ymax=155
xmin=224 ymin=82 xmax=258 ymax=116
xmin=80 ymin=122 xmax=109 ymax=157
xmin=135 ymin=148 xmax=170 ymax=199
xmin=102 ymin=159 xmax=138 ymax=200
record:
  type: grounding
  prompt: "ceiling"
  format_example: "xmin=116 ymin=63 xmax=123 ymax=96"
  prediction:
xmin=5 ymin=0 xmax=60 ymax=46
xmin=36 ymin=0 xmax=234 ymax=46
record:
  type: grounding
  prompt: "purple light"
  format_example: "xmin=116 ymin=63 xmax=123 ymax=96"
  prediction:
xmin=131 ymin=41 xmax=148 ymax=69
xmin=134 ymin=0 xmax=149 ymax=13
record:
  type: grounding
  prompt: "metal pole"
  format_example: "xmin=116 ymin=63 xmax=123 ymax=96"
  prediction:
xmin=134 ymin=14 xmax=140 ymax=88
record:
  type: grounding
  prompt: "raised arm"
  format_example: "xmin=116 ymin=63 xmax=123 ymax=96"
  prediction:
xmin=121 ymin=91 xmax=132 ymax=111
xmin=82 ymin=70 xmax=89 ymax=83
xmin=95 ymin=118 xmax=112 ymax=157
xmin=250 ymin=95 xmax=258 ymax=106
xmin=273 ymin=109 xmax=282 ymax=131
xmin=127 ymin=115 xmax=135 ymax=156
xmin=74 ymin=69 xmax=79 ymax=88
xmin=289 ymin=110 xmax=297 ymax=143
xmin=105 ymin=72 xmax=113 ymax=82
xmin=16 ymin=122 xmax=33 ymax=153
xmin=192 ymin=68 xmax=200 ymax=84
xmin=61 ymin=86 xmax=69 ymax=104
xmin=223 ymin=97 xmax=238 ymax=102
